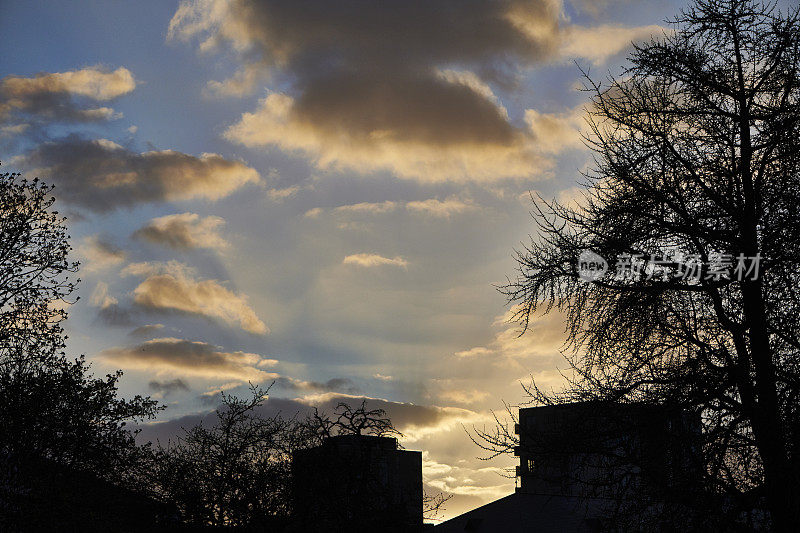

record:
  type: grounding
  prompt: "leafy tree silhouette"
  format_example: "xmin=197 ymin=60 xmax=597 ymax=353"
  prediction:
xmin=0 ymin=168 xmax=161 ymax=529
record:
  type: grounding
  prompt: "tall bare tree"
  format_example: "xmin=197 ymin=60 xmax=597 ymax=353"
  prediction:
xmin=500 ymin=1 xmax=800 ymax=529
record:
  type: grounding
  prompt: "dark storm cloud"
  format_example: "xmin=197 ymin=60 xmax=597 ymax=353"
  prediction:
xmin=171 ymin=0 xmax=663 ymax=180
xmin=291 ymin=70 xmax=516 ymax=147
xmin=169 ymin=0 xmax=569 ymax=180
xmin=15 ymin=135 xmax=260 ymax=211
xmin=171 ymin=0 xmax=562 ymax=75
xmin=224 ymin=0 xmax=561 ymax=145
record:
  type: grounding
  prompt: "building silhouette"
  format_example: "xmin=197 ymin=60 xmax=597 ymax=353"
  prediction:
xmin=291 ymin=434 xmax=423 ymax=531
xmin=436 ymin=402 xmax=703 ymax=532
xmin=514 ymin=402 xmax=702 ymax=500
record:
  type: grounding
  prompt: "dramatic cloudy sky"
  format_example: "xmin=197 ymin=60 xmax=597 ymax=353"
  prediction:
xmin=1 ymin=0 xmax=703 ymax=519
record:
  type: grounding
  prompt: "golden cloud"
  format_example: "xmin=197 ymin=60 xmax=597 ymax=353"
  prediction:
xmin=134 ymin=212 xmax=228 ymax=250
xmin=0 ymin=66 xmax=135 ymax=125
xmin=77 ymin=234 xmax=126 ymax=272
xmin=224 ymin=92 xmax=546 ymax=182
xmin=561 ymin=24 xmax=667 ymax=65
xmin=100 ymin=337 xmax=275 ymax=381
xmin=405 ymin=197 xmax=478 ymax=218
xmin=123 ymin=261 xmax=268 ymax=334
xmin=334 ymin=201 xmax=398 ymax=215
xmin=342 ymin=253 xmax=408 ymax=269
xmin=524 ymin=106 xmax=587 ymax=154
xmin=455 ymin=307 xmax=568 ymax=360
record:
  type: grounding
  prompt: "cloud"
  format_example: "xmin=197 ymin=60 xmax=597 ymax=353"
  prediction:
xmin=134 ymin=212 xmax=228 ymax=250
xmin=199 ymin=381 xmax=247 ymax=404
xmin=438 ymin=388 xmax=491 ymax=405
xmin=0 ymin=124 xmax=29 ymax=138
xmin=273 ymin=377 xmax=360 ymax=395
xmin=0 ymin=66 xmax=135 ymax=126
xmin=77 ymin=235 xmax=126 ymax=272
xmin=493 ymin=308 xmax=568 ymax=358
xmin=305 ymin=197 xmax=480 ymax=223
xmin=524 ymin=105 xmax=587 ymax=154
xmin=101 ymin=337 xmax=275 ymax=381
xmin=303 ymin=207 xmax=322 ymax=219
xmin=343 ymin=253 xmax=408 ymax=269
xmin=150 ymin=391 xmax=480 ymax=444
xmin=204 ymin=64 xmax=265 ymax=98
xmin=168 ymin=0 xmax=562 ymax=70
xmin=16 ymin=135 xmax=260 ymax=211
xmin=560 ymin=24 xmax=666 ymax=65
xmin=169 ymin=1 xmax=660 ymax=182
xmin=450 ymin=308 xmax=569 ymax=391
xmin=454 ymin=347 xmax=494 ymax=358
xmin=287 ymin=393 xmax=482 ymax=441
xmin=266 ymin=185 xmax=303 ymax=202
xmin=123 ymin=261 xmax=268 ymax=334
xmin=149 ymin=378 xmax=190 ymax=397
xmin=169 ymin=0 xmax=568 ymax=181
xmin=405 ymin=197 xmax=478 ymax=218
xmin=224 ymin=91 xmax=546 ymax=182
xmin=138 ymin=392 xmax=481 ymax=451
xmin=128 ymin=324 xmax=166 ymax=339
xmin=422 ymin=455 xmax=511 ymax=508
xmin=90 ymin=281 xmax=118 ymax=309
xmin=89 ymin=281 xmax=134 ymax=326
xmin=334 ymin=201 xmax=398 ymax=215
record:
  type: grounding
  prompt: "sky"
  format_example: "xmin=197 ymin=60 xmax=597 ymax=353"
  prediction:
xmin=1 ymin=0 xmax=696 ymax=519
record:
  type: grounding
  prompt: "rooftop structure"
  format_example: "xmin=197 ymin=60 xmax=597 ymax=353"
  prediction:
xmin=292 ymin=434 xmax=423 ymax=531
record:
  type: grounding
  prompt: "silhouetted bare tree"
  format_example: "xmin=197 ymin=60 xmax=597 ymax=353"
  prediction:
xmin=495 ymin=1 xmax=800 ymax=529
xmin=152 ymin=384 xmax=295 ymax=528
xmin=423 ymin=490 xmax=452 ymax=522
xmin=306 ymin=399 xmax=403 ymax=444
xmin=155 ymin=391 xmax=448 ymax=529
